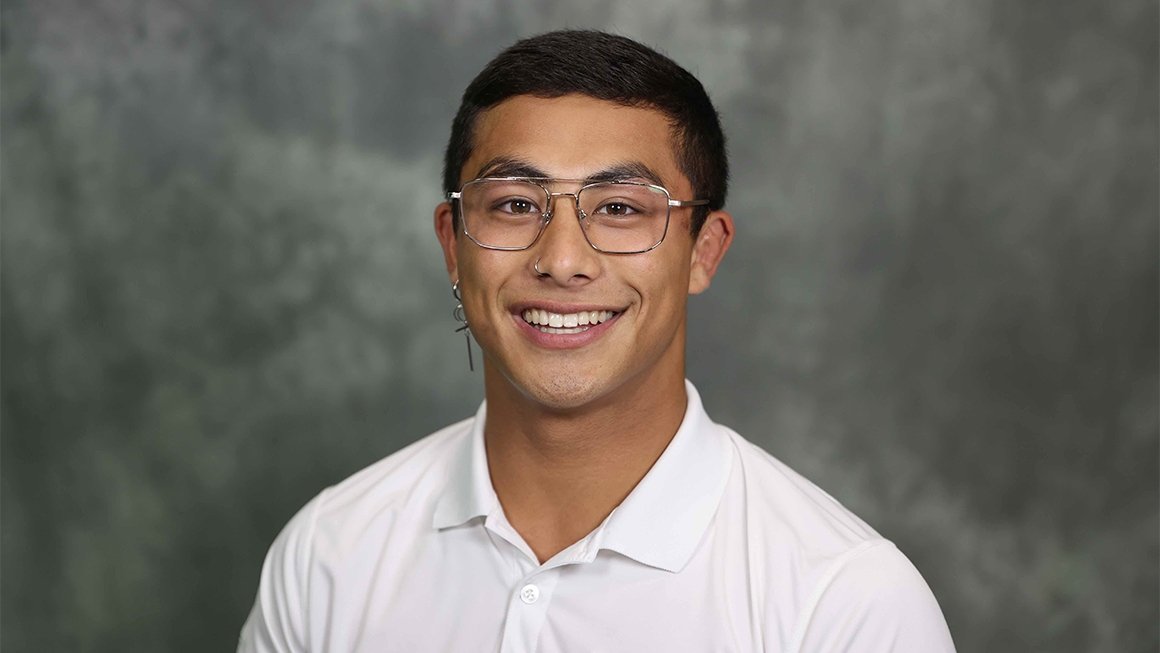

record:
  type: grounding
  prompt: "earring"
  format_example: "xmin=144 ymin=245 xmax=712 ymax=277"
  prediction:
xmin=452 ymin=280 xmax=474 ymax=371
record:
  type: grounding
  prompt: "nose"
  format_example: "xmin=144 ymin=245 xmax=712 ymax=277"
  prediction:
xmin=533 ymin=192 xmax=600 ymax=284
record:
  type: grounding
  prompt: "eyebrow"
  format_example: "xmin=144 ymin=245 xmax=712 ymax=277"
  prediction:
xmin=474 ymin=156 xmax=667 ymax=186
xmin=475 ymin=156 xmax=548 ymax=179
xmin=587 ymin=162 xmax=665 ymax=186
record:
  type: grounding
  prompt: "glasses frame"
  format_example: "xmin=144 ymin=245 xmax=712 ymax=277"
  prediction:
xmin=447 ymin=176 xmax=710 ymax=254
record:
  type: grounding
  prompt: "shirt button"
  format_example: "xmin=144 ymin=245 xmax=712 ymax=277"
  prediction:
xmin=519 ymin=583 xmax=540 ymax=604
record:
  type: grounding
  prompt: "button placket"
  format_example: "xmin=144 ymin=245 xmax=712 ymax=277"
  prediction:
xmin=497 ymin=533 xmax=605 ymax=652
xmin=498 ymin=571 xmax=560 ymax=652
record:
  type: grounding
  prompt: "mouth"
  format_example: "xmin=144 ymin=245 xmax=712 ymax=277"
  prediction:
xmin=520 ymin=308 xmax=619 ymax=335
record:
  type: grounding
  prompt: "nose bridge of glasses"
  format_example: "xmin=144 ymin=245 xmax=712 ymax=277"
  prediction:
xmin=535 ymin=188 xmax=598 ymax=256
xmin=544 ymin=190 xmax=584 ymax=220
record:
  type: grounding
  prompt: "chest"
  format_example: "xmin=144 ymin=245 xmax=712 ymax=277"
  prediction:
xmin=307 ymin=522 xmax=775 ymax=652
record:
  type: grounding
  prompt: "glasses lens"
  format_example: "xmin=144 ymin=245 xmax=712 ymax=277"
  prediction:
xmin=578 ymin=183 xmax=670 ymax=253
xmin=460 ymin=180 xmax=547 ymax=249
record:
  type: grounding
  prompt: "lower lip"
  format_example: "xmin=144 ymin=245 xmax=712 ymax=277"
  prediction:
xmin=513 ymin=312 xmax=621 ymax=349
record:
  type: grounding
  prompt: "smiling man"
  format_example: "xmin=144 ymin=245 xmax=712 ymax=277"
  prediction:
xmin=239 ymin=30 xmax=956 ymax=652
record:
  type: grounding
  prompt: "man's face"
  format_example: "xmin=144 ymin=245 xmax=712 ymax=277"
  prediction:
xmin=435 ymin=94 xmax=732 ymax=411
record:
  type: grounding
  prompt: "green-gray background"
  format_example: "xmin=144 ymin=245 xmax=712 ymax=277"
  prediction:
xmin=3 ymin=0 xmax=1157 ymax=651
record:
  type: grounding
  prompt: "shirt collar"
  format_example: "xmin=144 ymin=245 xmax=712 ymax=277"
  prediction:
xmin=432 ymin=381 xmax=733 ymax=573
xmin=598 ymin=381 xmax=732 ymax=573
xmin=432 ymin=399 xmax=497 ymax=530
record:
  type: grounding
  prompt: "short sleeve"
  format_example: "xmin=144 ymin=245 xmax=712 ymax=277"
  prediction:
xmin=237 ymin=493 xmax=324 ymax=653
xmin=794 ymin=541 xmax=956 ymax=653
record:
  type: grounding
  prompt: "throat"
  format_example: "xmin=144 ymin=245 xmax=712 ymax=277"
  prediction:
xmin=479 ymin=358 xmax=691 ymax=564
xmin=483 ymin=398 xmax=686 ymax=564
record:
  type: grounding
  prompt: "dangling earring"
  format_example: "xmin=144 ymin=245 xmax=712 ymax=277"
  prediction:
xmin=452 ymin=280 xmax=474 ymax=371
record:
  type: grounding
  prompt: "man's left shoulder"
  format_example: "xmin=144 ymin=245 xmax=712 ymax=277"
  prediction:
xmin=716 ymin=428 xmax=956 ymax=651
xmin=790 ymin=537 xmax=957 ymax=651
xmin=721 ymin=427 xmax=883 ymax=556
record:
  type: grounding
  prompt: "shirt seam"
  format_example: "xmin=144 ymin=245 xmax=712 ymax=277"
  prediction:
xmin=301 ymin=486 xmax=329 ymax=651
xmin=786 ymin=538 xmax=894 ymax=653
xmin=736 ymin=433 xmax=879 ymax=544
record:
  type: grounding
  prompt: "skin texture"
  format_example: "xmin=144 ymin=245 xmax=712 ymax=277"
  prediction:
xmin=434 ymin=95 xmax=734 ymax=561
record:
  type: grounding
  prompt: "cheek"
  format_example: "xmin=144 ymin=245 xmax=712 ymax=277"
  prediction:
xmin=456 ymin=244 xmax=498 ymax=285
xmin=626 ymin=265 xmax=690 ymax=314
xmin=641 ymin=250 xmax=693 ymax=288
xmin=457 ymin=252 xmax=513 ymax=319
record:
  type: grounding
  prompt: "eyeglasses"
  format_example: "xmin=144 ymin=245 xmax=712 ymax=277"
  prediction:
xmin=447 ymin=177 xmax=709 ymax=254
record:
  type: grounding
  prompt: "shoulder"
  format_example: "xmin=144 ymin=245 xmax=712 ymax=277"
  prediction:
xmin=312 ymin=417 xmax=472 ymax=520
xmin=724 ymin=428 xmax=882 ymax=554
xmin=717 ymin=429 xmax=955 ymax=651
xmin=267 ymin=413 xmax=473 ymax=540
xmin=237 ymin=418 xmax=474 ymax=652
xmin=792 ymin=541 xmax=957 ymax=651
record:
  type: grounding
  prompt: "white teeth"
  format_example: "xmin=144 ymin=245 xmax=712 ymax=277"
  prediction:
xmin=520 ymin=308 xmax=616 ymax=330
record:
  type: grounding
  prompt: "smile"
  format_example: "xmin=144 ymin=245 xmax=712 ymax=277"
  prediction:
xmin=521 ymin=309 xmax=618 ymax=334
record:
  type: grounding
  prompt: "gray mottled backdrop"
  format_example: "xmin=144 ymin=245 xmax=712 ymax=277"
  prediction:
xmin=3 ymin=0 xmax=1156 ymax=651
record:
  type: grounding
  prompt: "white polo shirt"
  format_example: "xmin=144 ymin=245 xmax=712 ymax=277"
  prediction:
xmin=239 ymin=382 xmax=955 ymax=652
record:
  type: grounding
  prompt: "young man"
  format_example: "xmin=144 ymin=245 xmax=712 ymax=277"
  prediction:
xmin=239 ymin=31 xmax=956 ymax=652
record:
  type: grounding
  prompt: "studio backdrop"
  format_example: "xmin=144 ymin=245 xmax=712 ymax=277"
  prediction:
xmin=3 ymin=1 xmax=1157 ymax=651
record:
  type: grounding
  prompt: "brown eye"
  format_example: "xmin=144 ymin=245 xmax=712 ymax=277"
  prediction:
xmin=497 ymin=198 xmax=539 ymax=215
xmin=595 ymin=201 xmax=639 ymax=216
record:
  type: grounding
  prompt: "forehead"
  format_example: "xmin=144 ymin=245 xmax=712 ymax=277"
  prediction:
xmin=462 ymin=94 xmax=685 ymax=189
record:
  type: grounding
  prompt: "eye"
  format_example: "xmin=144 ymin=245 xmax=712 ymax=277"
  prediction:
xmin=594 ymin=201 xmax=640 ymax=217
xmin=494 ymin=197 xmax=541 ymax=215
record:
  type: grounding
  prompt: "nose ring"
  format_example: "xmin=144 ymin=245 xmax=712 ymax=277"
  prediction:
xmin=533 ymin=257 xmax=545 ymax=275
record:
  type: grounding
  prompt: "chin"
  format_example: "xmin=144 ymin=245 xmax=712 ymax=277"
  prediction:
xmin=517 ymin=374 xmax=611 ymax=412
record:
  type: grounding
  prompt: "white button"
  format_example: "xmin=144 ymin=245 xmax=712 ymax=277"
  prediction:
xmin=519 ymin=583 xmax=540 ymax=604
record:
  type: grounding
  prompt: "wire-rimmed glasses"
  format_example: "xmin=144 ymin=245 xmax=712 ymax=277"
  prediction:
xmin=447 ymin=177 xmax=709 ymax=254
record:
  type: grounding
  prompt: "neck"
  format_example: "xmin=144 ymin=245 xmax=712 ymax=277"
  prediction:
xmin=481 ymin=358 xmax=688 ymax=564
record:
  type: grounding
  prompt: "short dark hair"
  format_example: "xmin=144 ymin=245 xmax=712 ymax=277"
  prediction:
xmin=442 ymin=30 xmax=728 ymax=234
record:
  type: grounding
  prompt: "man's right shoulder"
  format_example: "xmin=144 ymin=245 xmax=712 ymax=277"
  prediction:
xmin=237 ymin=417 xmax=477 ymax=652
xmin=289 ymin=416 xmax=475 ymax=540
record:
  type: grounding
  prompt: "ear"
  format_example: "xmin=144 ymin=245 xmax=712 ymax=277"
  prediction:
xmin=434 ymin=201 xmax=459 ymax=283
xmin=688 ymin=210 xmax=735 ymax=295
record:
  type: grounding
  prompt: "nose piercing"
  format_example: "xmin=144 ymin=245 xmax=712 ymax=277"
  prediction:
xmin=533 ymin=257 xmax=545 ymax=275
